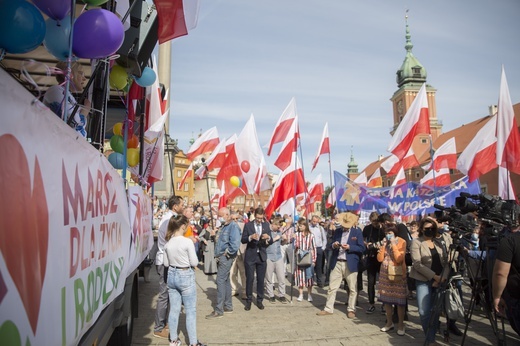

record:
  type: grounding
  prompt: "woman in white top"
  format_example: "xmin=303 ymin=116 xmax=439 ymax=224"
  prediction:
xmin=163 ymin=215 xmax=205 ymax=346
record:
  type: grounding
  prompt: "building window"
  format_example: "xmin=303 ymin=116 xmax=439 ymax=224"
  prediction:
xmin=415 ymin=172 xmax=420 ymax=178
xmin=184 ymin=183 xmax=189 ymax=192
xmin=177 ymin=170 xmax=182 ymax=178
xmin=421 ymin=138 xmax=428 ymax=144
xmin=481 ymin=185 xmax=488 ymax=194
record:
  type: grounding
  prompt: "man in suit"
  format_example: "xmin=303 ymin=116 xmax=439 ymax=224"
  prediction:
xmin=317 ymin=212 xmax=365 ymax=319
xmin=241 ymin=207 xmax=273 ymax=310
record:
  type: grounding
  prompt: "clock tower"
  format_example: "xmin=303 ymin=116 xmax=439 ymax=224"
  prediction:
xmin=390 ymin=13 xmax=442 ymax=142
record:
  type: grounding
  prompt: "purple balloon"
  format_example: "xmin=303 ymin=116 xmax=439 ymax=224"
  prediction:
xmin=32 ymin=0 xmax=71 ymax=21
xmin=72 ymin=9 xmax=124 ymax=59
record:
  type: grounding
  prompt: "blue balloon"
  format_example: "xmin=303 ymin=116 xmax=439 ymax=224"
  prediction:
xmin=108 ymin=152 xmax=125 ymax=170
xmin=44 ymin=18 xmax=73 ymax=61
xmin=0 ymin=1 xmax=46 ymax=54
xmin=134 ymin=67 xmax=156 ymax=87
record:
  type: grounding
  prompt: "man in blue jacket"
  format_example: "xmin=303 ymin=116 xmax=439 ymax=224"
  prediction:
xmin=317 ymin=212 xmax=365 ymax=319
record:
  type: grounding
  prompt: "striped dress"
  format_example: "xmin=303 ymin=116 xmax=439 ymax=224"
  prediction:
xmin=294 ymin=232 xmax=316 ymax=287
xmin=377 ymin=237 xmax=408 ymax=306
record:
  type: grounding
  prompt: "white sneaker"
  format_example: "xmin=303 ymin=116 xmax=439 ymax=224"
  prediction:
xmin=307 ymin=295 xmax=313 ymax=302
xmin=297 ymin=295 xmax=303 ymax=302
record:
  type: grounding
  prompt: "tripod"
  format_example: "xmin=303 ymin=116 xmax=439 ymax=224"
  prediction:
xmin=460 ymin=242 xmax=507 ymax=345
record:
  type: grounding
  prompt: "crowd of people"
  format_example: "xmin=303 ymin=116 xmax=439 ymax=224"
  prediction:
xmin=150 ymin=195 xmax=520 ymax=346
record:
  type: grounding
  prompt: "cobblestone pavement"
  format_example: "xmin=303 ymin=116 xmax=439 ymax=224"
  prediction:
xmin=132 ymin=266 xmax=520 ymax=346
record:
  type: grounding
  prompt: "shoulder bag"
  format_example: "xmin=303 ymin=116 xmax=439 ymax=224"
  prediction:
xmin=297 ymin=249 xmax=312 ymax=267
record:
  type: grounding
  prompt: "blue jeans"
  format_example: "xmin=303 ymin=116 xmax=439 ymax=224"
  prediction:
xmin=416 ymin=279 xmax=439 ymax=343
xmin=215 ymin=255 xmax=234 ymax=314
xmin=167 ymin=267 xmax=197 ymax=345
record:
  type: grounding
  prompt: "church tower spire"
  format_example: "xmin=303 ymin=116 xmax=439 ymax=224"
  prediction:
xmin=390 ymin=10 xmax=442 ymax=141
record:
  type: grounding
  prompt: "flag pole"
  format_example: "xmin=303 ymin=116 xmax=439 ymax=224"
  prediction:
xmin=429 ymin=135 xmax=438 ymax=205
xmin=201 ymin=158 xmax=215 ymax=229
xmin=326 ymin=150 xmax=334 ymax=218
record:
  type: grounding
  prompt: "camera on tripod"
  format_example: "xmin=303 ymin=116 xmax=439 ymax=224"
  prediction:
xmin=455 ymin=192 xmax=520 ymax=229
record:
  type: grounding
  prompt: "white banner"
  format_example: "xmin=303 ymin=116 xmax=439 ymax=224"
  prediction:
xmin=126 ymin=186 xmax=154 ymax=277
xmin=0 ymin=69 xmax=143 ymax=345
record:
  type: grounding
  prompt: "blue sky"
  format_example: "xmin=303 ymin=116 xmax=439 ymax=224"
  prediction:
xmin=167 ymin=0 xmax=520 ymax=187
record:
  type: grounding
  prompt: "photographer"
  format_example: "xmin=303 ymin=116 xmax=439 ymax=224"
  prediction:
xmin=492 ymin=223 xmax=520 ymax=337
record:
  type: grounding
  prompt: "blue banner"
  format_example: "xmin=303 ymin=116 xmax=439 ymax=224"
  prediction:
xmin=333 ymin=171 xmax=481 ymax=216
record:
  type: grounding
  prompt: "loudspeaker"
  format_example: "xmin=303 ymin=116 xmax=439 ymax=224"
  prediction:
xmin=116 ymin=0 xmax=158 ymax=77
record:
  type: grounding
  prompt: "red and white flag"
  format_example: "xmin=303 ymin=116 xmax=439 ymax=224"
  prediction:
xmin=145 ymin=55 xmax=164 ymax=130
xmin=391 ymin=166 xmax=407 ymax=186
xmin=186 ymin=127 xmax=220 ymax=161
xmin=235 ymin=115 xmax=267 ymax=194
xmin=155 ymin=0 xmax=200 ymax=44
xmin=367 ymin=168 xmax=382 ymax=188
xmin=273 ymin=116 xmax=299 ymax=171
xmin=311 ymin=123 xmax=330 ymax=171
xmin=381 ymin=147 xmax=419 ymax=176
xmin=266 ymin=97 xmax=297 ymax=156
xmin=265 ymin=153 xmax=306 ymax=219
xmin=498 ymin=166 xmax=517 ymax=201
xmin=307 ymin=174 xmax=324 ymax=204
xmin=326 ymin=187 xmax=336 ymax=208
xmin=457 ymin=116 xmax=498 ymax=182
xmin=128 ymin=111 xmax=168 ymax=186
xmin=423 ymin=137 xmax=458 ymax=171
xmin=420 ymin=168 xmax=451 ymax=187
xmin=496 ymin=66 xmax=520 ymax=175
xmin=387 ymin=83 xmax=430 ymax=160
xmin=353 ymin=171 xmax=367 ymax=186
xmin=205 ymin=134 xmax=236 ymax=172
xmin=178 ymin=162 xmax=193 ymax=190
xmin=194 ymin=165 xmax=206 ymax=180
xmin=218 ymin=180 xmax=227 ymax=209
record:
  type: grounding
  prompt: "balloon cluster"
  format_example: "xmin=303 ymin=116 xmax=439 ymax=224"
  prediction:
xmin=109 ymin=65 xmax=156 ymax=90
xmin=0 ymin=1 xmax=123 ymax=58
xmin=108 ymin=121 xmax=139 ymax=169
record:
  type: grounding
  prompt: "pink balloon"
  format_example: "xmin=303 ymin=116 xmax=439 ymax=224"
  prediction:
xmin=241 ymin=160 xmax=250 ymax=173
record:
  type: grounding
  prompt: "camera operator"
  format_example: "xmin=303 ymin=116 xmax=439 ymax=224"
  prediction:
xmin=492 ymin=222 xmax=520 ymax=337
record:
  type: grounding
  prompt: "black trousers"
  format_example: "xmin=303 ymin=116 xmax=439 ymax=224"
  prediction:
xmin=244 ymin=253 xmax=267 ymax=303
xmin=314 ymin=248 xmax=324 ymax=285
xmin=366 ymin=258 xmax=381 ymax=305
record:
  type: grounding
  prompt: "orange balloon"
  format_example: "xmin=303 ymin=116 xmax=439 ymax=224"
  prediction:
xmin=127 ymin=135 xmax=139 ymax=148
xmin=113 ymin=122 xmax=123 ymax=136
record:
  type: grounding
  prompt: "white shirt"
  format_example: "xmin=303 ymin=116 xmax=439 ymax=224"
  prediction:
xmin=337 ymin=229 xmax=351 ymax=260
xmin=163 ymin=236 xmax=199 ymax=268
xmin=309 ymin=224 xmax=327 ymax=250
xmin=155 ymin=210 xmax=174 ymax=266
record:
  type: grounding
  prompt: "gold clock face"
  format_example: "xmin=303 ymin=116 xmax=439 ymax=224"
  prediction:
xmin=397 ymin=100 xmax=404 ymax=116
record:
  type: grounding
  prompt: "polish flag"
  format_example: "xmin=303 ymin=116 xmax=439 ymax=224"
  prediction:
xmin=186 ymin=127 xmax=220 ymax=161
xmin=326 ymin=187 xmax=336 ymax=208
xmin=266 ymin=97 xmax=297 ymax=156
xmin=307 ymin=174 xmax=325 ymax=204
xmin=498 ymin=166 xmax=518 ymax=201
xmin=253 ymin=155 xmax=270 ymax=194
xmin=311 ymin=123 xmax=330 ymax=171
xmin=194 ymin=165 xmax=206 ymax=180
xmin=388 ymin=83 xmax=430 ymax=160
xmin=353 ymin=171 xmax=368 ymax=186
xmin=155 ymin=0 xmax=200 ymax=44
xmin=457 ymin=116 xmax=498 ymax=182
xmin=424 ymin=137 xmax=458 ymax=171
xmin=381 ymin=147 xmax=419 ymax=176
xmin=496 ymin=66 xmax=520 ymax=175
xmin=235 ymin=115 xmax=267 ymax=194
xmin=145 ymin=55 xmax=164 ymax=130
xmin=205 ymin=134 xmax=236 ymax=171
xmin=178 ymin=163 xmax=193 ymax=190
xmin=391 ymin=166 xmax=407 ymax=186
xmin=273 ymin=116 xmax=299 ymax=171
xmin=367 ymin=168 xmax=382 ymax=188
xmin=420 ymin=168 xmax=451 ymax=186
xmin=265 ymin=153 xmax=306 ymax=219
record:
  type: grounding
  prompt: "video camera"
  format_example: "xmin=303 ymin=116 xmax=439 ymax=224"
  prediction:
xmin=433 ymin=204 xmax=477 ymax=236
xmin=455 ymin=193 xmax=519 ymax=228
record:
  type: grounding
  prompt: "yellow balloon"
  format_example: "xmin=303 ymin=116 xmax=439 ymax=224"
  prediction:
xmin=109 ymin=65 xmax=128 ymax=90
xmin=127 ymin=148 xmax=139 ymax=167
xmin=230 ymin=176 xmax=240 ymax=187
xmin=113 ymin=122 xmax=123 ymax=136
